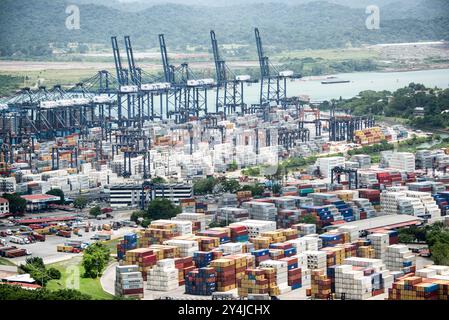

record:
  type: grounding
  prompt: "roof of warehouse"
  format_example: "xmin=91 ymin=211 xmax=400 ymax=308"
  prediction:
xmin=338 ymin=214 xmax=424 ymax=231
xmin=20 ymin=194 xmax=61 ymax=203
xmin=15 ymin=216 xmax=77 ymax=224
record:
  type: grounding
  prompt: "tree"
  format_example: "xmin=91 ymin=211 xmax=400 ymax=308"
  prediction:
xmin=147 ymin=198 xmax=182 ymax=221
xmin=151 ymin=177 xmax=166 ymax=184
xmin=141 ymin=218 xmax=151 ymax=228
xmin=73 ymin=196 xmax=88 ymax=210
xmin=82 ymin=243 xmax=111 ymax=278
xmin=0 ymin=285 xmax=92 ymax=300
xmin=241 ymin=184 xmax=265 ymax=197
xmin=430 ymin=242 xmax=449 ymax=266
xmin=19 ymin=257 xmax=60 ymax=286
xmin=193 ymin=177 xmax=217 ymax=195
xmin=272 ymin=184 xmax=282 ymax=195
xmin=47 ymin=268 xmax=61 ymax=280
xmin=89 ymin=206 xmax=102 ymax=217
xmin=130 ymin=210 xmax=146 ymax=223
xmin=46 ymin=189 xmax=65 ymax=205
xmin=2 ymin=193 xmax=26 ymax=214
xmin=228 ymin=161 xmax=238 ymax=172
xmin=398 ymin=233 xmax=415 ymax=244
xmin=221 ymin=179 xmax=241 ymax=194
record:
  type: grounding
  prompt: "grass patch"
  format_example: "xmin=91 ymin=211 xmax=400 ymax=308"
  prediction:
xmin=275 ymin=48 xmax=380 ymax=61
xmin=0 ymin=69 xmax=112 ymax=93
xmin=0 ymin=257 xmax=16 ymax=266
xmin=46 ymin=256 xmax=114 ymax=300
xmin=102 ymin=238 xmax=121 ymax=254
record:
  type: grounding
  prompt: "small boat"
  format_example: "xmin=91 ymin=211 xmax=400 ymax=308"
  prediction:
xmin=321 ymin=78 xmax=350 ymax=85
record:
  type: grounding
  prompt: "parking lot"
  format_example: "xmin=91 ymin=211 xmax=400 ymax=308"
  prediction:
xmin=2 ymin=226 xmax=138 ymax=265
xmin=0 ymin=208 xmax=137 ymax=265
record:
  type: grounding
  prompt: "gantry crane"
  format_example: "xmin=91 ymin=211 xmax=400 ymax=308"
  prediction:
xmin=210 ymin=30 xmax=251 ymax=117
xmin=254 ymin=28 xmax=299 ymax=117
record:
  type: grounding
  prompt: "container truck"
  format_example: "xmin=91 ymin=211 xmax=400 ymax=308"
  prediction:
xmin=9 ymin=236 xmax=26 ymax=244
xmin=56 ymin=230 xmax=72 ymax=238
xmin=5 ymin=248 xmax=31 ymax=258
xmin=0 ymin=246 xmax=17 ymax=257
xmin=32 ymin=233 xmax=46 ymax=242
xmin=91 ymin=233 xmax=111 ymax=241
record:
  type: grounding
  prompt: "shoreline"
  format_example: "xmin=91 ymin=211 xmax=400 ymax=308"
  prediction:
xmin=302 ymin=65 xmax=449 ymax=81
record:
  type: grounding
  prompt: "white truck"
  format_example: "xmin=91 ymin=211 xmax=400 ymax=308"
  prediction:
xmin=10 ymin=236 xmax=26 ymax=245
xmin=91 ymin=233 xmax=111 ymax=241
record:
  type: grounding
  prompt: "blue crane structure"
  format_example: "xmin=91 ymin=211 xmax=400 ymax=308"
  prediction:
xmin=254 ymin=28 xmax=300 ymax=118
xmin=210 ymin=30 xmax=251 ymax=117
xmin=159 ymin=34 xmax=215 ymax=124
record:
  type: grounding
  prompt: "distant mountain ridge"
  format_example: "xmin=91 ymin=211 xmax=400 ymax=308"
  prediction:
xmin=0 ymin=0 xmax=447 ymax=56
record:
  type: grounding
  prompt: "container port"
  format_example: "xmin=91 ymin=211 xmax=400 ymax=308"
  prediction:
xmin=0 ymin=3 xmax=448 ymax=307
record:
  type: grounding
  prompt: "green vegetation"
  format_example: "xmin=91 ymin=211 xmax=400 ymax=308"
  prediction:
xmin=241 ymin=184 xmax=265 ymax=197
xmin=0 ymin=257 xmax=16 ymax=266
xmin=193 ymin=177 xmax=243 ymax=195
xmin=347 ymin=140 xmax=394 ymax=156
xmin=89 ymin=206 xmax=102 ymax=218
xmin=101 ymin=238 xmax=121 ymax=254
xmin=73 ymin=195 xmax=88 ymax=210
xmin=132 ymin=199 xmax=183 ymax=227
xmin=272 ymin=184 xmax=282 ymax=195
xmin=0 ymin=74 xmax=23 ymax=96
xmin=209 ymin=221 xmax=229 ymax=228
xmin=280 ymin=57 xmax=378 ymax=78
xmin=82 ymin=243 xmax=111 ymax=279
xmin=228 ymin=161 xmax=239 ymax=172
xmin=0 ymin=68 xmax=106 ymax=96
xmin=193 ymin=177 xmax=218 ymax=195
xmin=241 ymin=167 xmax=261 ymax=177
xmin=130 ymin=210 xmax=146 ymax=224
xmin=147 ymin=198 xmax=182 ymax=221
xmin=221 ymin=178 xmax=241 ymax=194
xmin=1 ymin=193 xmax=26 ymax=214
xmin=397 ymin=135 xmax=436 ymax=153
xmin=46 ymin=257 xmax=114 ymax=300
xmin=151 ymin=177 xmax=166 ymax=184
xmin=0 ymin=285 xmax=92 ymax=300
xmin=1 ymin=0 xmax=448 ymax=58
xmin=297 ymin=214 xmax=322 ymax=233
xmin=334 ymin=84 xmax=449 ymax=130
xmin=46 ymin=189 xmax=65 ymax=205
xmin=398 ymin=222 xmax=449 ymax=265
xmin=19 ymin=257 xmax=61 ymax=286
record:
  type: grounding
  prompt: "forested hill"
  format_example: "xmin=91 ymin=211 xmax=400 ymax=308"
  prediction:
xmin=0 ymin=0 xmax=448 ymax=56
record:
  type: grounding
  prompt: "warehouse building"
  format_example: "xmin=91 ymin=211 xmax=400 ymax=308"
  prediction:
xmin=333 ymin=214 xmax=424 ymax=234
xmin=109 ymin=183 xmax=193 ymax=208
xmin=109 ymin=184 xmax=146 ymax=208
xmin=20 ymin=194 xmax=61 ymax=212
xmin=0 ymin=197 xmax=9 ymax=214
xmin=152 ymin=184 xmax=193 ymax=204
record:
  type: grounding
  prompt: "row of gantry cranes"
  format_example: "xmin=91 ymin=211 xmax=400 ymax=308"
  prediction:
xmin=0 ymin=28 xmax=375 ymax=171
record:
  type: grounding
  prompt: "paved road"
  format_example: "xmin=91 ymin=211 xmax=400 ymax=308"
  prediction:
xmin=101 ymin=262 xmax=118 ymax=295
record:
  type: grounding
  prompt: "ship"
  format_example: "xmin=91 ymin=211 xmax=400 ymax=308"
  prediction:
xmin=321 ymin=78 xmax=350 ymax=84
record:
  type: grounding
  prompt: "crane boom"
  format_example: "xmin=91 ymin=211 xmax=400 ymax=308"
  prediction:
xmin=255 ymin=28 xmax=270 ymax=78
xmin=124 ymin=36 xmax=139 ymax=85
xmin=111 ymin=36 xmax=126 ymax=85
xmin=210 ymin=30 xmax=227 ymax=85
xmin=159 ymin=34 xmax=173 ymax=83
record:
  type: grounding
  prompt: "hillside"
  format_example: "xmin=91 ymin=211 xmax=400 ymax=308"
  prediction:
xmin=0 ymin=0 xmax=448 ymax=57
